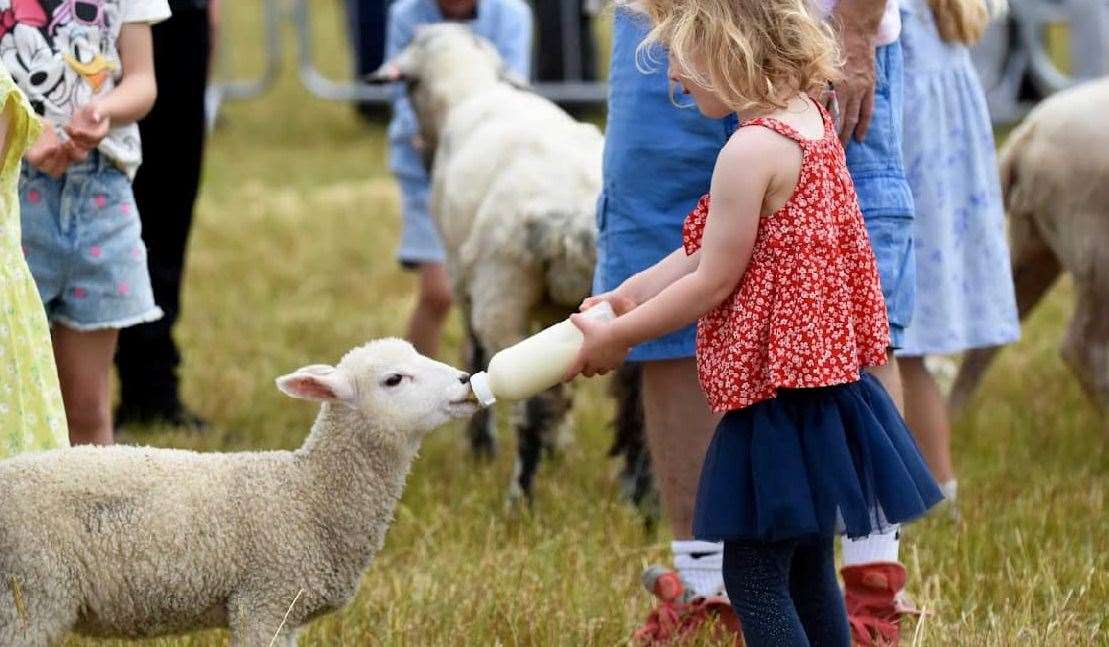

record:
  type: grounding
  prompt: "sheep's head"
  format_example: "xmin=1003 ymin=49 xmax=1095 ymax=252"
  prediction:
xmin=276 ymin=339 xmax=477 ymax=441
xmin=365 ymin=24 xmax=520 ymax=168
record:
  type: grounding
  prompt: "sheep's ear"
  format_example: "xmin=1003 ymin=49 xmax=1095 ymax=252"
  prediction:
xmin=364 ymin=62 xmax=410 ymax=84
xmin=276 ymin=365 xmax=357 ymax=406
xmin=499 ymin=67 xmax=529 ymax=91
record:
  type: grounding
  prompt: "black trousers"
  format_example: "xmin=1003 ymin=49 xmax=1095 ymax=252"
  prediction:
xmin=115 ymin=7 xmax=210 ymax=415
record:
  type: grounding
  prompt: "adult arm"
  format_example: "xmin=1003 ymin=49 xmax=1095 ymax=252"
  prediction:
xmin=831 ymin=0 xmax=886 ymax=144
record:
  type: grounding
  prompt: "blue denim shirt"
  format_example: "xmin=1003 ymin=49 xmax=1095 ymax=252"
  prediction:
xmin=385 ymin=0 xmax=533 ymax=177
xmin=594 ymin=10 xmax=736 ymax=360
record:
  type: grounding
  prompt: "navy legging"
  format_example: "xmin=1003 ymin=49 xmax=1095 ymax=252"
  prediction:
xmin=722 ymin=537 xmax=851 ymax=647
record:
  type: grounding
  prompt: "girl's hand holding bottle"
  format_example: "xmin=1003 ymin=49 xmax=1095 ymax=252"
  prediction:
xmin=579 ymin=291 xmax=637 ymax=317
xmin=564 ymin=311 xmax=632 ymax=380
xmin=564 ymin=291 xmax=637 ymax=379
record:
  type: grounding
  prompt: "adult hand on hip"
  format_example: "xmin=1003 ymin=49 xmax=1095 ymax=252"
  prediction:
xmin=831 ymin=0 xmax=885 ymax=144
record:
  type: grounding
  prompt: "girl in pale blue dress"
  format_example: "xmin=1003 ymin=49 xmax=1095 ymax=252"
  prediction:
xmin=897 ymin=0 xmax=1019 ymax=501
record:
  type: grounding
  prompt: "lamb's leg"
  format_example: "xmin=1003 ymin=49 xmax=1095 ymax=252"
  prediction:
xmin=509 ymin=384 xmax=574 ymax=503
xmin=230 ymin=624 xmax=296 ymax=647
xmin=949 ymin=210 xmax=1061 ymax=416
xmin=468 ymin=260 xmax=543 ymax=499
xmin=1060 ymin=281 xmax=1109 ymax=434
xmin=228 ymin=594 xmax=300 ymax=647
xmin=464 ymin=321 xmax=497 ymax=459
xmin=608 ymin=363 xmax=658 ymax=523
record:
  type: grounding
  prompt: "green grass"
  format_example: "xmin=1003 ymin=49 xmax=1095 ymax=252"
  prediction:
xmin=66 ymin=4 xmax=1106 ymax=645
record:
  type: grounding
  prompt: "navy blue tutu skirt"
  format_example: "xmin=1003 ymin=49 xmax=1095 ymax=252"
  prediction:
xmin=693 ymin=373 xmax=943 ymax=542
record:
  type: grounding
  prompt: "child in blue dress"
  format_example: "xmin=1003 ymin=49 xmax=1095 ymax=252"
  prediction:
xmin=566 ymin=0 xmax=942 ymax=643
xmin=897 ymin=0 xmax=1019 ymax=503
xmin=385 ymin=0 xmax=532 ymax=358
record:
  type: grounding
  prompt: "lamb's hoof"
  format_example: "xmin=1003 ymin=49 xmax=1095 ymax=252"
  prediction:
xmin=469 ymin=436 xmax=497 ymax=461
xmin=503 ymin=480 xmax=532 ymax=512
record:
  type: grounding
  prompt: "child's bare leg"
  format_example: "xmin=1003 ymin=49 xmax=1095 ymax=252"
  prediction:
xmin=52 ymin=326 xmax=119 ymax=446
xmin=405 ymin=262 xmax=453 ymax=358
xmin=899 ymin=355 xmax=955 ymax=485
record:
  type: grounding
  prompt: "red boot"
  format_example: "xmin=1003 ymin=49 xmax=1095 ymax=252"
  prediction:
xmin=842 ymin=562 xmax=920 ymax=646
xmin=633 ymin=566 xmax=743 ymax=646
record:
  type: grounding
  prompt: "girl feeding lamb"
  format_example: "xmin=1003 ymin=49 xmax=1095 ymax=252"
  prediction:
xmin=563 ymin=0 xmax=942 ymax=643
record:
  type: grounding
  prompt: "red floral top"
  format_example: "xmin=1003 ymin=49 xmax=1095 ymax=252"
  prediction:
xmin=682 ymin=108 xmax=889 ymax=412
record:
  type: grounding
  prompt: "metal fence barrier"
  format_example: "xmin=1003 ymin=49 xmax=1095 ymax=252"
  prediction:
xmin=971 ymin=0 xmax=1108 ymax=122
xmin=207 ymin=0 xmax=1107 ymax=124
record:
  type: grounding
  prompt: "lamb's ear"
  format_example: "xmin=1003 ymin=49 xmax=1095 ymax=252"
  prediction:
xmin=499 ymin=67 xmax=530 ymax=91
xmin=364 ymin=62 xmax=410 ymax=84
xmin=275 ymin=365 xmax=357 ymax=406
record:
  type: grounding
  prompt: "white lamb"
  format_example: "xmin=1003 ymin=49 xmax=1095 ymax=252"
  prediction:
xmin=369 ymin=25 xmax=630 ymax=501
xmin=0 ymin=339 xmax=475 ymax=646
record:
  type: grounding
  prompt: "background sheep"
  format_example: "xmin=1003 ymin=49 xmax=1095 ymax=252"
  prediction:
xmin=0 ymin=339 xmax=474 ymax=646
xmin=370 ymin=25 xmax=651 ymax=505
xmin=950 ymin=77 xmax=1109 ymax=435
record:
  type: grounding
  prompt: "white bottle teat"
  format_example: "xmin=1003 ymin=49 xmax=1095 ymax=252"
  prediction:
xmin=468 ymin=371 xmax=497 ymax=406
xmin=468 ymin=302 xmax=616 ymax=407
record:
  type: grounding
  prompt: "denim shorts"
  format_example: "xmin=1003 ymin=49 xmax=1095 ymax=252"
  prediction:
xmin=20 ymin=154 xmax=163 ymax=331
xmin=391 ymin=141 xmax=446 ymax=267
xmin=844 ymin=41 xmax=916 ymax=348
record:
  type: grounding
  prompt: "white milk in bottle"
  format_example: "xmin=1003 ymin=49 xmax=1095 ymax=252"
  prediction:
xmin=468 ymin=302 xmax=616 ymax=405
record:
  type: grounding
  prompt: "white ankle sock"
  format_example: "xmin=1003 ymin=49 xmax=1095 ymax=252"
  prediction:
xmin=841 ymin=526 xmax=901 ymax=566
xmin=671 ymin=540 xmax=725 ymax=597
xmin=940 ymin=479 xmax=958 ymax=502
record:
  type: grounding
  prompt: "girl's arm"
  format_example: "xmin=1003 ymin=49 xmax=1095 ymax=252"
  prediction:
xmin=583 ymin=247 xmax=699 ymax=314
xmin=567 ymin=130 xmax=781 ymax=377
xmin=66 ymin=24 xmax=157 ymax=149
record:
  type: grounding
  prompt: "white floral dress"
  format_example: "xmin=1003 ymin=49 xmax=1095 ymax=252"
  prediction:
xmin=896 ymin=0 xmax=1020 ymax=356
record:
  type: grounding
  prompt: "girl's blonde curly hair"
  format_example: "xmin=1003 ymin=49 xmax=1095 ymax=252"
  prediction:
xmin=628 ymin=0 xmax=842 ymax=114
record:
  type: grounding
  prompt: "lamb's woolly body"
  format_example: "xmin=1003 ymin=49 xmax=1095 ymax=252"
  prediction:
xmin=392 ymin=26 xmax=606 ymax=496
xmin=405 ymin=26 xmax=603 ymax=325
xmin=951 ymin=78 xmax=1109 ymax=428
xmin=0 ymin=338 xmax=472 ymax=645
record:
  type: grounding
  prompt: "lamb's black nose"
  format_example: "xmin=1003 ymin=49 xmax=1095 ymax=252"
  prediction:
xmin=459 ymin=373 xmax=471 ymax=384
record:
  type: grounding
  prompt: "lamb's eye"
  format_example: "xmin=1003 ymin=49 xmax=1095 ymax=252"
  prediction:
xmin=382 ymin=374 xmax=404 ymax=387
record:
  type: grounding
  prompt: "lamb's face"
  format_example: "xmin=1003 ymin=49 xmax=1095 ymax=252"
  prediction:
xmin=276 ymin=339 xmax=477 ymax=440
xmin=365 ymin=24 xmax=506 ymax=165
xmin=381 ymin=24 xmax=503 ymax=86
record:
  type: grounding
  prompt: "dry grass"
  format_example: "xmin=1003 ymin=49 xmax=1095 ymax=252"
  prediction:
xmin=66 ymin=3 xmax=1106 ymax=645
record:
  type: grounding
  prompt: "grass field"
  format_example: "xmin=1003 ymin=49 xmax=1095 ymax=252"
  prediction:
xmin=65 ymin=3 xmax=1106 ymax=645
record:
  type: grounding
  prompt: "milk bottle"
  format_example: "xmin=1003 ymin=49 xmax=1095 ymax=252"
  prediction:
xmin=468 ymin=302 xmax=616 ymax=406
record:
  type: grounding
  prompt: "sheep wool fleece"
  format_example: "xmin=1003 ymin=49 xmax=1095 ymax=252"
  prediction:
xmin=0 ymin=339 xmax=474 ymax=646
